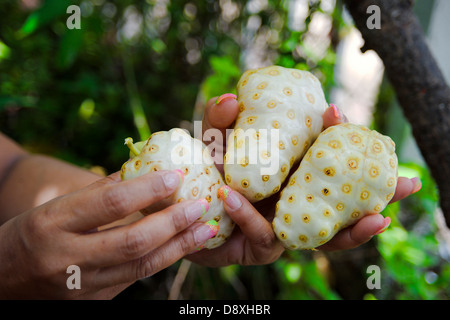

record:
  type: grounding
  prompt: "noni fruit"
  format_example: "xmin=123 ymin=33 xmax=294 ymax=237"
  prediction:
xmin=120 ymin=128 xmax=235 ymax=249
xmin=223 ymin=65 xmax=328 ymax=202
xmin=272 ymin=123 xmax=398 ymax=250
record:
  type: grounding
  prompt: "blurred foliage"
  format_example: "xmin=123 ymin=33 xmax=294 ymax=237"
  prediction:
xmin=0 ymin=0 xmax=448 ymax=300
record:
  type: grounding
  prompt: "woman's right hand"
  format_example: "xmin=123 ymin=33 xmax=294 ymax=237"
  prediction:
xmin=0 ymin=170 xmax=216 ymax=299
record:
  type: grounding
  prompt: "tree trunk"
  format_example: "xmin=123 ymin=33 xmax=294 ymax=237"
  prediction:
xmin=343 ymin=0 xmax=450 ymax=227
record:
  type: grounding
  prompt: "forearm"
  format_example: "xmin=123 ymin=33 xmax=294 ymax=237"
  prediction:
xmin=0 ymin=153 xmax=102 ymax=225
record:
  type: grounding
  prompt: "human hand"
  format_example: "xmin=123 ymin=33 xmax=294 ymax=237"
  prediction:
xmin=0 ymin=170 xmax=218 ymax=299
xmin=191 ymin=95 xmax=421 ymax=267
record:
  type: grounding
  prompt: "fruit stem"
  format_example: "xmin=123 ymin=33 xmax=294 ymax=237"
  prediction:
xmin=124 ymin=137 xmax=141 ymax=157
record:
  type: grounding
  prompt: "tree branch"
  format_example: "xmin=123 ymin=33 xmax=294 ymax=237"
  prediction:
xmin=343 ymin=0 xmax=450 ymax=227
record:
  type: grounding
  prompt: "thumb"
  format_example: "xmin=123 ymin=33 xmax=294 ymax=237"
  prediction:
xmin=202 ymin=94 xmax=239 ymax=134
xmin=322 ymin=104 xmax=348 ymax=128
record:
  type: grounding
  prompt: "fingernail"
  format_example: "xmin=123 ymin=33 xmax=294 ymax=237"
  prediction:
xmin=163 ymin=171 xmax=182 ymax=190
xmin=411 ymin=177 xmax=422 ymax=194
xmin=218 ymin=185 xmax=232 ymax=199
xmin=195 ymin=220 xmax=219 ymax=245
xmin=218 ymin=185 xmax=242 ymax=210
xmin=215 ymin=93 xmax=237 ymax=105
xmin=186 ymin=199 xmax=209 ymax=223
xmin=330 ymin=103 xmax=343 ymax=120
xmin=373 ymin=216 xmax=391 ymax=235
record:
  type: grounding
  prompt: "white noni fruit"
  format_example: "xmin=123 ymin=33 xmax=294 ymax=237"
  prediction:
xmin=223 ymin=65 xmax=328 ymax=202
xmin=120 ymin=128 xmax=234 ymax=249
xmin=272 ymin=123 xmax=398 ymax=250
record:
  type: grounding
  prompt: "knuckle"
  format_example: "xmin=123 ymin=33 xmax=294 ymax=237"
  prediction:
xmin=135 ymin=253 xmax=159 ymax=280
xmin=256 ymin=229 xmax=277 ymax=249
xmin=177 ymin=229 xmax=197 ymax=254
xmin=121 ymin=228 xmax=149 ymax=260
xmin=101 ymin=186 xmax=128 ymax=219
xmin=181 ymin=235 xmax=195 ymax=254
xmin=133 ymin=231 xmax=195 ymax=280
xmin=22 ymin=212 xmax=44 ymax=239
xmin=148 ymin=173 xmax=172 ymax=198
xmin=21 ymin=207 xmax=53 ymax=244
xmin=169 ymin=205 xmax=191 ymax=233
xmin=134 ymin=259 xmax=147 ymax=280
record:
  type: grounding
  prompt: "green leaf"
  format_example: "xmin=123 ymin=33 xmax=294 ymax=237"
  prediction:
xmin=0 ymin=96 xmax=37 ymax=111
xmin=285 ymin=263 xmax=302 ymax=283
xmin=201 ymin=55 xmax=241 ymax=101
xmin=151 ymin=39 xmax=167 ymax=54
xmin=57 ymin=28 xmax=84 ymax=70
xmin=209 ymin=55 xmax=241 ymax=76
xmin=78 ymin=98 xmax=95 ymax=121
xmin=0 ymin=40 xmax=11 ymax=61
xmin=17 ymin=0 xmax=72 ymax=38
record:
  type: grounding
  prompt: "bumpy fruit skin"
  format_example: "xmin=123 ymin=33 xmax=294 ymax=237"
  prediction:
xmin=120 ymin=128 xmax=234 ymax=249
xmin=224 ymin=65 xmax=328 ymax=202
xmin=272 ymin=123 xmax=398 ymax=250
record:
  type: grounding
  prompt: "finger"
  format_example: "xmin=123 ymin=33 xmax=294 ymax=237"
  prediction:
xmin=202 ymin=95 xmax=239 ymax=174
xmin=92 ymin=219 xmax=218 ymax=286
xmin=61 ymin=170 xmax=184 ymax=232
xmin=389 ymin=176 xmax=422 ymax=203
xmin=202 ymin=94 xmax=239 ymax=136
xmin=80 ymin=199 xmax=210 ymax=267
xmin=218 ymin=186 xmax=280 ymax=251
xmin=322 ymin=104 xmax=348 ymax=128
xmin=319 ymin=214 xmax=389 ymax=251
